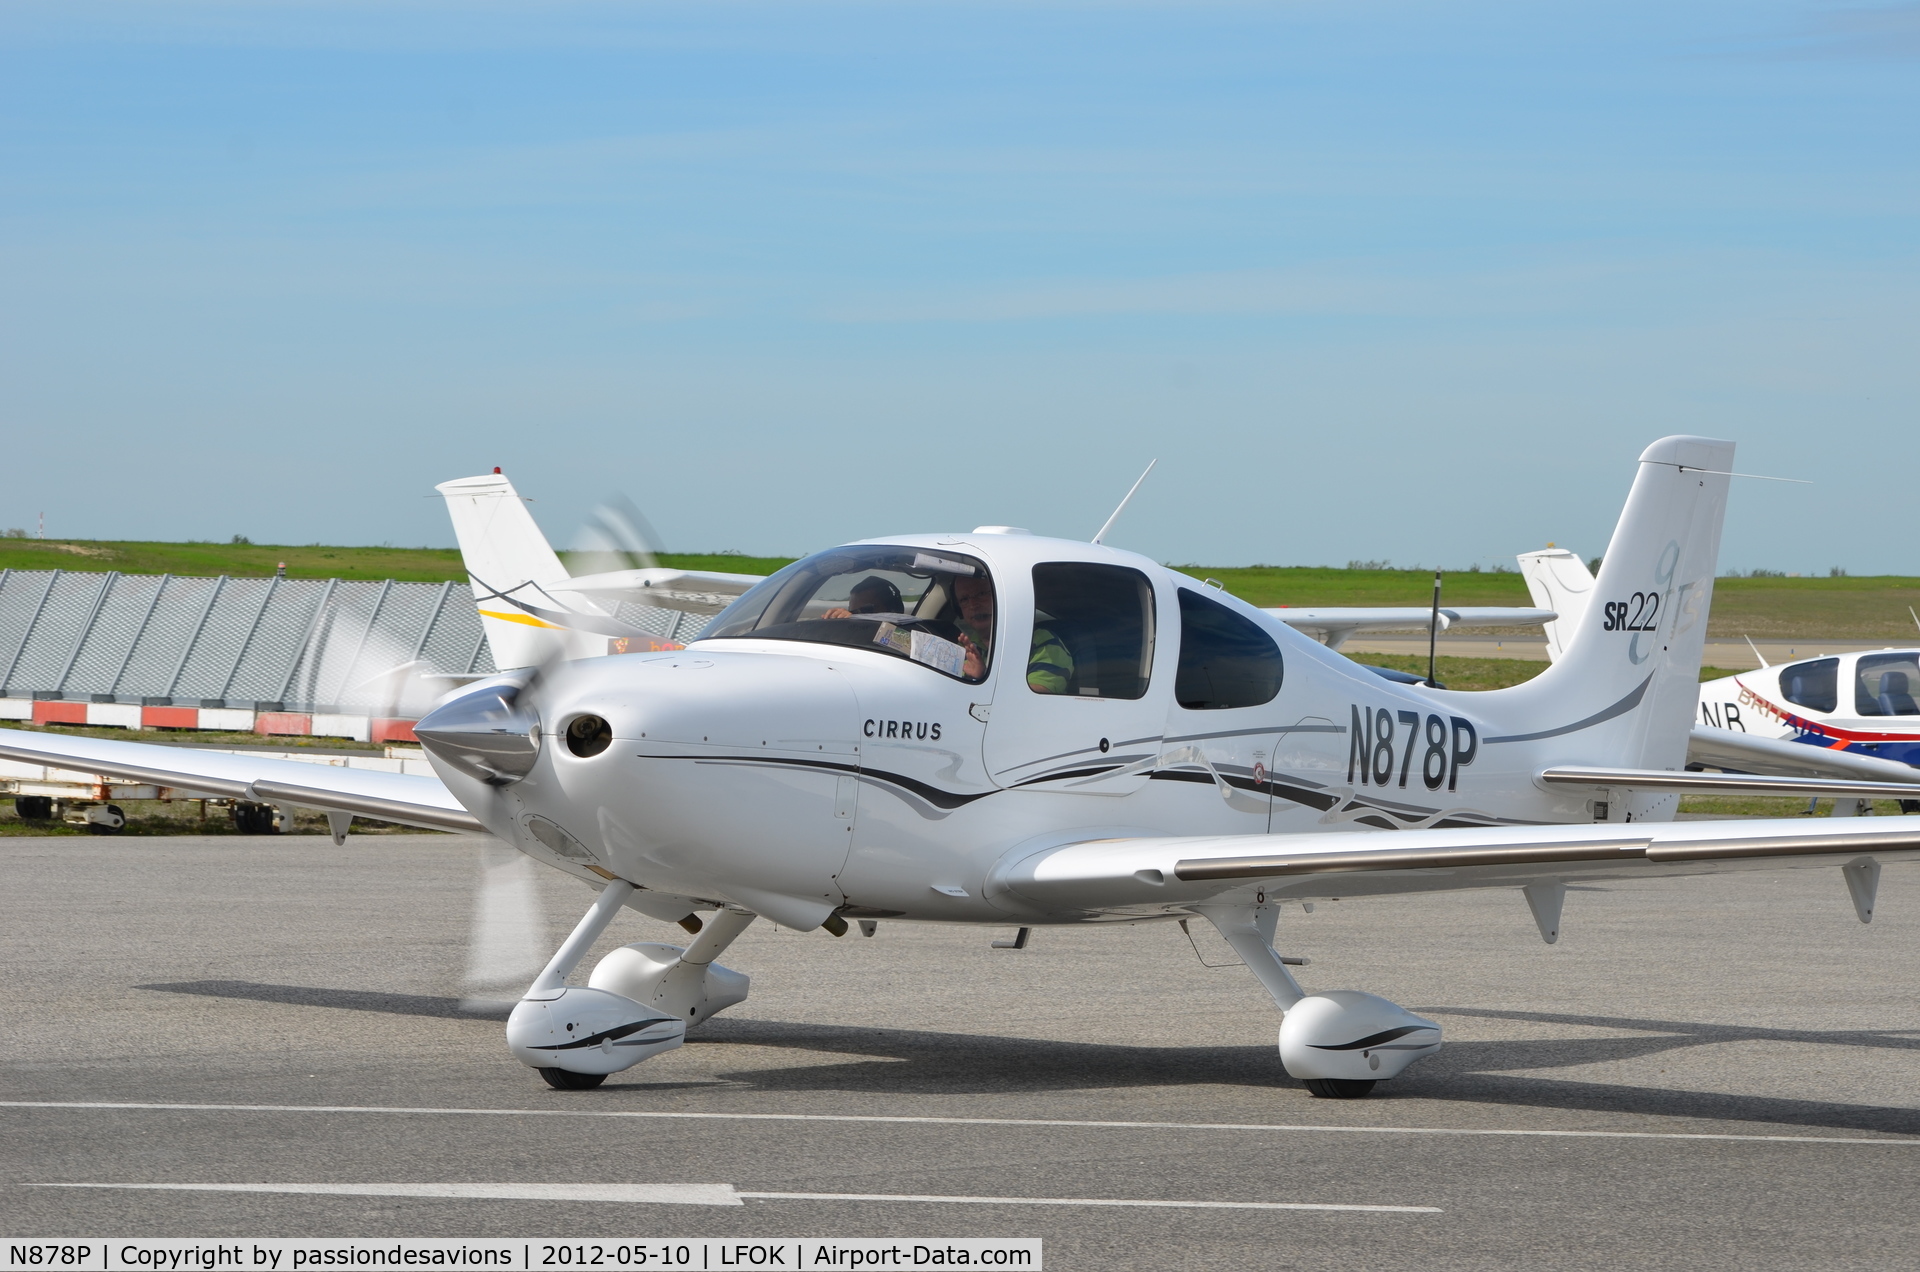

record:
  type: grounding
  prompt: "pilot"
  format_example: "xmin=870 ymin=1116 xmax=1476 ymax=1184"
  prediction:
xmin=953 ymin=574 xmax=1073 ymax=692
xmin=822 ymin=576 xmax=904 ymax=621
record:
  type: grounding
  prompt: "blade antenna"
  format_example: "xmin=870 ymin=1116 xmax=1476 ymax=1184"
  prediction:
xmin=1909 ymin=606 xmax=1920 ymax=636
xmin=1744 ymin=635 xmax=1770 ymax=669
xmin=1092 ymin=460 xmax=1158 ymax=545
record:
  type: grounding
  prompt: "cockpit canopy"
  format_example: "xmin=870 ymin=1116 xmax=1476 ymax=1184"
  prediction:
xmin=701 ymin=545 xmax=993 ymax=682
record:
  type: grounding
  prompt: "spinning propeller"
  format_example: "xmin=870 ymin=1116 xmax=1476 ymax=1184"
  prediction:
xmin=427 ymin=494 xmax=679 ymax=1003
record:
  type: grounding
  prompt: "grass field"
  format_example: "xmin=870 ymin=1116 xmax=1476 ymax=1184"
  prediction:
xmin=0 ymin=539 xmax=797 ymax=584
xmin=3 ymin=540 xmax=1916 ymax=638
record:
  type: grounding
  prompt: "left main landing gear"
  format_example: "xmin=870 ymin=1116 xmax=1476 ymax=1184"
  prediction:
xmin=1194 ymin=903 xmax=1442 ymax=1098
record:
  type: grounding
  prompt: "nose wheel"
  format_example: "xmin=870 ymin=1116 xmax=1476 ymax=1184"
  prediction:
xmin=1302 ymin=1078 xmax=1377 ymax=1099
xmin=538 ymin=1067 xmax=608 ymax=1091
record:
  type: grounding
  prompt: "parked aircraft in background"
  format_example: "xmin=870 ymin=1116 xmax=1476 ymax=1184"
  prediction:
xmin=3 ymin=436 xmax=1918 ymax=1106
xmin=1520 ymin=549 xmax=1920 ymax=800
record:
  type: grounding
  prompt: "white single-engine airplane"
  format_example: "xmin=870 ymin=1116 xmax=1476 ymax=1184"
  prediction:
xmin=5 ymin=436 xmax=1918 ymax=1100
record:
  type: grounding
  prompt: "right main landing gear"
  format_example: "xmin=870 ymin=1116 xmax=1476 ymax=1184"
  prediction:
xmin=1195 ymin=903 xmax=1443 ymax=1099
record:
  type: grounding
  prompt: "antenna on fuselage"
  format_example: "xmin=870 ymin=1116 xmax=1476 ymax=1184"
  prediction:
xmin=1426 ymin=571 xmax=1442 ymax=688
xmin=1091 ymin=459 xmax=1158 ymax=545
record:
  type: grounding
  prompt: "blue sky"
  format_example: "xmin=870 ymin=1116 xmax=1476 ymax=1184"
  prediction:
xmin=2 ymin=1 xmax=1915 ymax=573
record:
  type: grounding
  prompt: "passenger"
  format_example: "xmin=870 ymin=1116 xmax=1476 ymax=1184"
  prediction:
xmin=953 ymin=574 xmax=1073 ymax=691
xmin=822 ymin=576 xmax=904 ymax=620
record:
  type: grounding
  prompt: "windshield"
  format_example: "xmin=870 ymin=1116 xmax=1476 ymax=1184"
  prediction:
xmin=699 ymin=545 xmax=994 ymax=682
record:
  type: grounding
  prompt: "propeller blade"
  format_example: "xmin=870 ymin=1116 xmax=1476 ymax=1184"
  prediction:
xmin=463 ymin=840 xmax=545 ymax=1005
xmin=567 ymin=493 xmax=664 ymax=577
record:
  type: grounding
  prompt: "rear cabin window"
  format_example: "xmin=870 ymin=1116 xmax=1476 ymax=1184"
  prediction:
xmin=1779 ymin=658 xmax=1838 ymax=714
xmin=1175 ymin=588 xmax=1284 ymax=710
xmin=1856 ymin=653 xmax=1920 ymax=717
xmin=1027 ymin=563 xmax=1155 ymax=699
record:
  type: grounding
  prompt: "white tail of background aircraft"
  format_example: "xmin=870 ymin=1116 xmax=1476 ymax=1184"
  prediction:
xmin=1515 ymin=546 xmax=1595 ymax=661
xmin=436 ymin=471 xmax=763 ymax=671
xmin=436 ymin=472 xmax=606 ymax=671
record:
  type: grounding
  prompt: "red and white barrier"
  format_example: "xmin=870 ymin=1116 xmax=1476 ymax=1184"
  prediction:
xmin=0 ymin=699 xmax=416 ymax=744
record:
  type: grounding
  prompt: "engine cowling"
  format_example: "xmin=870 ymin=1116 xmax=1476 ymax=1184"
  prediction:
xmin=1278 ymin=991 xmax=1441 ymax=1083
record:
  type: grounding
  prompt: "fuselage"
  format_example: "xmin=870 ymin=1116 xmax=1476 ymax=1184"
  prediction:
xmin=1700 ymin=649 xmax=1920 ymax=768
xmin=427 ymin=532 xmax=1652 ymax=927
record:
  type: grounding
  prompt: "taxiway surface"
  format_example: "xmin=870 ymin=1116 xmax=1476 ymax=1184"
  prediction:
xmin=4 ymin=833 xmax=1919 ymax=1268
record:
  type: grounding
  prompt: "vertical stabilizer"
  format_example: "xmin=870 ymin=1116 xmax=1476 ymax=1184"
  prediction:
xmin=1516 ymin=548 xmax=1596 ymax=663
xmin=437 ymin=473 xmax=574 ymax=672
xmin=1484 ymin=437 xmax=1733 ymax=809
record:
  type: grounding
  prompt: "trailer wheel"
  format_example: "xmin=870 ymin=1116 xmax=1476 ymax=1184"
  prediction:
xmin=83 ymin=804 xmax=127 ymax=835
xmin=13 ymin=796 xmax=54 ymax=821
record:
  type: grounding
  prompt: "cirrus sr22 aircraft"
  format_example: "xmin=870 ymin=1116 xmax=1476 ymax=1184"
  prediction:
xmin=6 ymin=435 xmax=1918 ymax=1100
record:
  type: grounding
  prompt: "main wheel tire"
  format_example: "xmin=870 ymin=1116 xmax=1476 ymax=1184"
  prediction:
xmin=537 ymin=1067 xmax=608 ymax=1091
xmin=1303 ymin=1078 xmax=1377 ymax=1099
xmin=14 ymin=796 xmax=54 ymax=820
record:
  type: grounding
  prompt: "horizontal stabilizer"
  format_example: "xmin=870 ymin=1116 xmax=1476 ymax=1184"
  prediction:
xmin=1539 ymin=764 xmax=1920 ymax=800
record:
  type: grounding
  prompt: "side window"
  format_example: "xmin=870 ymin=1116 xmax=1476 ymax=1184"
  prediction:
xmin=1175 ymin=588 xmax=1284 ymax=710
xmin=1779 ymin=658 xmax=1838 ymax=714
xmin=1856 ymin=653 xmax=1920 ymax=717
xmin=1028 ymin=563 xmax=1155 ymax=699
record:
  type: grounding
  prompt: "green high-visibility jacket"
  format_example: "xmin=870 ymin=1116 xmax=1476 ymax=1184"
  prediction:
xmin=1028 ymin=625 xmax=1074 ymax=694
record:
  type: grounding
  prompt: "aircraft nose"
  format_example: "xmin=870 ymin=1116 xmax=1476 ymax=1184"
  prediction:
xmin=415 ymin=679 xmax=542 ymax=784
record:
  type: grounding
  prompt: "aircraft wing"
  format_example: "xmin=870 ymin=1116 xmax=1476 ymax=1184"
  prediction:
xmin=990 ymin=816 xmax=1920 ymax=915
xmin=1265 ymin=606 xmax=1555 ymax=650
xmin=1685 ymin=725 xmax=1920 ymax=784
xmin=554 ymin=567 xmax=766 ymax=615
xmin=0 ymin=728 xmax=482 ymax=834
